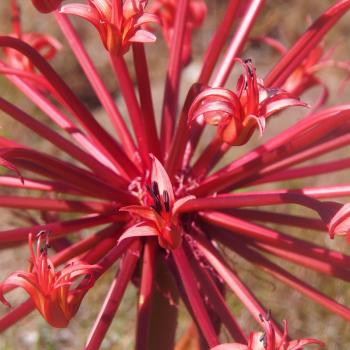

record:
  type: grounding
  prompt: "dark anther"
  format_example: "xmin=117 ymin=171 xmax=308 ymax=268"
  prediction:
xmin=259 ymin=313 xmax=264 ymax=322
xmin=163 ymin=190 xmax=170 ymax=212
xmin=247 ymin=65 xmax=254 ymax=77
xmin=259 ymin=332 xmax=267 ymax=348
xmin=152 ymin=181 xmax=160 ymax=197
xmin=244 ymin=58 xmax=252 ymax=63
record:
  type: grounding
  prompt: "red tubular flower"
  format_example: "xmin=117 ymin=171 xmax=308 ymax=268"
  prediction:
xmin=60 ymin=0 xmax=158 ymax=55
xmin=150 ymin=0 xmax=207 ymax=64
xmin=120 ymin=155 xmax=194 ymax=249
xmin=211 ymin=314 xmax=324 ymax=350
xmin=31 ymin=0 xmax=63 ymax=13
xmin=0 ymin=232 xmax=101 ymax=328
xmin=188 ymin=59 xmax=307 ymax=145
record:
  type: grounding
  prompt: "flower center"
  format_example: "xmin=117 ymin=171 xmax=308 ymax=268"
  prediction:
xmin=146 ymin=181 xmax=171 ymax=215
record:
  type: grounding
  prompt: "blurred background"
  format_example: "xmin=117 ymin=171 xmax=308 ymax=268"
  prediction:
xmin=0 ymin=1 xmax=350 ymax=349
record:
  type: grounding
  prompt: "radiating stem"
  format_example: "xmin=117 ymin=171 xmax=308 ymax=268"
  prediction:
xmin=109 ymin=54 xmax=150 ymax=168
xmin=136 ymin=239 xmax=156 ymax=350
xmin=147 ymin=253 xmax=179 ymax=350
xmin=132 ymin=43 xmax=161 ymax=159
xmin=55 ymin=13 xmax=137 ymax=160
xmin=172 ymin=246 xmax=219 ymax=348
xmin=160 ymin=0 xmax=189 ymax=156
xmin=198 ymin=0 xmax=241 ymax=84
xmin=0 ymin=36 xmax=139 ymax=179
xmin=85 ymin=241 xmax=141 ymax=350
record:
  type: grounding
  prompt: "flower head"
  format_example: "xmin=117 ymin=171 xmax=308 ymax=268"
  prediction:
xmin=0 ymin=232 xmax=101 ymax=328
xmin=188 ymin=59 xmax=306 ymax=145
xmin=60 ymin=0 xmax=158 ymax=55
xmin=120 ymin=155 xmax=194 ymax=249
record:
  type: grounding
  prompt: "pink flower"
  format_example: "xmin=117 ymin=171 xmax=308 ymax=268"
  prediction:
xmin=256 ymin=36 xmax=350 ymax=109
xmin=60 ymin=0 xmax=158 ymax=55
xmin=150 ymin=0 xmax=207 ymax=64
xmin=211 ymin=314 xmax=324 ymax=350
xmin=120 ymin=155 xmax=194 ymax=249
xmin=0 ymin=232 xmax=101 ymax=328
xmin=31 ymin=0 xmax=63 ymax=13
xmin=188 ymin=58 xmax=306 ymax=145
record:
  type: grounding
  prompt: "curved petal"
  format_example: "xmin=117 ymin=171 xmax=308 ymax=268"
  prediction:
xmin=120 ymin=205 xmax=157 ymax=221
xmin=118 ymin=223 xmax=158 ymax=244
xmin=150 ymin=155 xmax=174 ymax=204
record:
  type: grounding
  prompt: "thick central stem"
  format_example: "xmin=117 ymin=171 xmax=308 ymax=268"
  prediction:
xmin=147 ymin=254 xmax=179 ymax=350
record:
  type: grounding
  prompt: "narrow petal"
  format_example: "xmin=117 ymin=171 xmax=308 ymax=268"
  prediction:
xmin=118 ymin=224 xmax=158 ymax=244
xmin=150 ymin=155 xmax=175 ymax=204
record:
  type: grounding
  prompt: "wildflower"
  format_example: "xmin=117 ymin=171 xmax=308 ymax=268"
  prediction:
xmin=60 ymin=0 xmax=158 ymax=55
xmin=188 ymin=58 xmax=306 ymax=145
xmin=211 ymin=314 xmax=324 ymax=350
xmin=150 ymin=0 xmax=207 ymax=64
xmin=120 ymin=155 xmax=194 ymax=249
xmin=256 ymin=35 xmax=350 ymax=109
xmin=31 ymin=0 xmax=63 ymax=13
xmin=0 ymin=232 xmax=101 ymax=328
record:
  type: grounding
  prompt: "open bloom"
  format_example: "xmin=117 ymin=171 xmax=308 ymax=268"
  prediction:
xmin=31 ymin=0 xmax=63 ymax=13
xmin=60 ymin=0 xmax=158 ymax=55
xmin=120 ymin=155 xmax=194 ymax=249
xmin=211 ymin=314 xmax=324 ymax=350
xmin=150 ymin=0 xmax=207 ymax=64
xmin=0 ymin=232 xmax=101 ymax=328
xmin=188 ymin=58 xmax=306 ymax=145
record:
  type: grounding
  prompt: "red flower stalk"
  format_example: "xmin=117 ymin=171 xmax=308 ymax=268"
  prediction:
xmin=60 ymin=0 xmax=158 ymax=55
xmin=150 ymin=0 xmax=207 ymax=64
xmin=188 ymin=58 xmax=306 ymax=145
xmin=0 ymin=232 xmax=101 ymax=328
xmin=211 ymin=313 xmax=324 ymax=350
xmin=1 ymin=1 xmax=350 ymax=349
xmin=31 ymin=0 xmax=63 ymax=13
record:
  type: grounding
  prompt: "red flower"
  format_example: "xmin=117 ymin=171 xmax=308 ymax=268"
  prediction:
xmin=211 ymin=314 xmax=324 ymax=350
xmin=256 ymin=36 xmax=350 ymax=109
xmin=31 ymin=0 xmax=63 ymax=13
xmin=150 ymin=0 xmax=207 ymax=64
xmin=60 ymin=0 xmax=158 ymax=55
xmin=188 ymin=59 xmax=306 ymax=145
xmin=120 ymin=155 xmax=194 ymax=249
xmin=0 ymin=232 xmax=101 ymax=328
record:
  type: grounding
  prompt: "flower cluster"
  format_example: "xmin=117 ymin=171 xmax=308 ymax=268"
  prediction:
xmin=0 ymin=0 xmax=350 ymax=349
